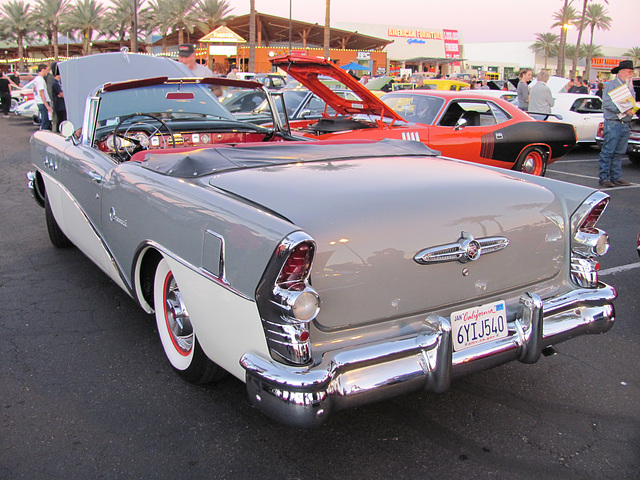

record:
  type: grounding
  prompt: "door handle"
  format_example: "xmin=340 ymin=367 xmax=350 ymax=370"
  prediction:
xmin=89 ymin=171 xmax=103 ymax=183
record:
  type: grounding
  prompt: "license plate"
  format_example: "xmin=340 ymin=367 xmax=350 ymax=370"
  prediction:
xmin=451 ymin=300 xmax=507 ymax=352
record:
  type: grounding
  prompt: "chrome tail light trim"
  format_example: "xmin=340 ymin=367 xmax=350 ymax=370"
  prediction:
xmin=256 ymin=231 xmax=319 ymax=366
xmin=570 ymin=192 xmax=610 ymax=288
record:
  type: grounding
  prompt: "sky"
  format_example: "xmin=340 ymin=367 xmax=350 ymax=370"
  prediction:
xmin=225 ymin=0 xmax=637 ymax=49
xmin=0 ymin=0 xmax=636 ymax=49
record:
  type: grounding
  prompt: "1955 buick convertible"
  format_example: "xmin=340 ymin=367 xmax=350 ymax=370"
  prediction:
xmin=28 ymin=52 xmax=616 ymax=427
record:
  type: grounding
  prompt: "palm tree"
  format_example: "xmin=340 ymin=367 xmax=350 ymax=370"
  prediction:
xmin=571 ymin=0 xmax=608 ymax=78
xmin=66 ymin=0 xmax=107 ymax=56
xmin=564 ymin=43 xmax=586 ymax=69
xmin=582 ymin=43 xmax=603 ymax=80
xmin=168 ymin=0 xmax=198 ymax=45
xmin=33 ymin=0 xmax=71 ymax=61
xmin=551 ymin=1 xmax=579 ymax=77
xmin=145 ymin=0 xmax=173 ymax=54
xmin=583 ymin=3 xmax=611 ymax=80
xmin=624 ymin=47 xmax=640 ymax=65
xmin=585 ymin=4 xmax=611 ymax=49
xmin=0 ymin=0 xmax=33 ymax=71
xmin=248 ymin=0 xmax=255 ymax=72
xmin=530 ymin=32 xmax=559 ymax=69
xmin=194 ymin=0 xmax=234 ymax=36
xmin=105 ymin=0 xmax=145 ymax=51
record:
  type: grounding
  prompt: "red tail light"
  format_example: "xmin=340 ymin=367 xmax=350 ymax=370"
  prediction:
xmin=277 ymin=242 xmax=314 ymax=289
xmin=596 ymin=123 xmax=604 ymax=137
xmin=579 ymin=198 xmax=608 ymax=232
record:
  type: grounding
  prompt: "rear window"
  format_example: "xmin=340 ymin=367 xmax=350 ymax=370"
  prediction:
xmin=570 ymin=97 xmax=603 ymax=113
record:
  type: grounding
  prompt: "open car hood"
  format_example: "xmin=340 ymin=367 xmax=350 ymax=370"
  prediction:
xmin=58 ymin=51 xmax=195 ymax=128
xmin=270 ymin=54 xmax=405 ymax=122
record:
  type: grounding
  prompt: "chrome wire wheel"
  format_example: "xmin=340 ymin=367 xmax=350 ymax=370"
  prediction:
xmin=154 ymin=258 xmax=195 ymax=371
xmin=163 ymin=273 xmax=194 ymax=356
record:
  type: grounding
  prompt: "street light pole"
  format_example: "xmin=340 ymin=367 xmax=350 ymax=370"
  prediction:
xmin=288 ymin=0 xmax=292 ymax=54
xmin=133 ymin=0 xmax=139 ymax=53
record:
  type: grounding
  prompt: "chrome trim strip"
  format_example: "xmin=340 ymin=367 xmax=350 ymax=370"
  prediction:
xmin=414 ymin=231 xmax=509 ymax=264
xmin=241 ymin=283 xmax=616 ymax=427
xmin=570 ymin=191 xmax=609 ymax=234
xmin=203 ymin=229 xmax=229 ymax=286
xmin=38 ymin=169 xmax=133 ymax=295
xmin=39 ymin=170 xmax=252 ymax=305
xmin=135 ymin=240 xmax=252 ymax=301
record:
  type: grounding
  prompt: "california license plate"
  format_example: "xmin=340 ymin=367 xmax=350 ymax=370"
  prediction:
xmin=451 ymin=300 xmax=507 ymax=352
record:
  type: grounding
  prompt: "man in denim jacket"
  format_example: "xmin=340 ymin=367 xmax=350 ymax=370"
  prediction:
xmin=598 ymin=60 xmax=638 ymax=187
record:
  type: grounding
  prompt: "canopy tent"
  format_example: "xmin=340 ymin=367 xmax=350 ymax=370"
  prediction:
xmin=340 ymin=62 xmax=369 ymax=71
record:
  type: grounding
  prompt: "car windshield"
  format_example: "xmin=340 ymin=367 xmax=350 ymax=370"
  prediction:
xmin=382 ymin=94 xmax=445 ymax=124
xmin=97 ymin=83 xmax=237 ymax=124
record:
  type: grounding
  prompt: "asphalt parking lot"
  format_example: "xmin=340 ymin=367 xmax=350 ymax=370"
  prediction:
xmin=1 ymin=115 xmax=639 ymax=479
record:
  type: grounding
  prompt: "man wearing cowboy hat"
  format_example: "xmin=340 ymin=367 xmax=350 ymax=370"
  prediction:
xmin=598 ymin=59 xmax=639 ymax=188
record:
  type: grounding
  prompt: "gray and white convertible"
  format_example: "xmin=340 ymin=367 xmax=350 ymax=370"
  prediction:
xmin=28 ymin=53 xmax=616 ymax=427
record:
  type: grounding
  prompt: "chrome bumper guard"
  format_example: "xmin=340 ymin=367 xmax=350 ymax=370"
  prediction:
xmin=241 ymin=283 xmax=616 ymax=427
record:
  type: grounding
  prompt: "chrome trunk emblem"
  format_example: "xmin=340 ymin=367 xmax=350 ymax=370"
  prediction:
xmin=414 ymin=231 xmax=508 ymax=264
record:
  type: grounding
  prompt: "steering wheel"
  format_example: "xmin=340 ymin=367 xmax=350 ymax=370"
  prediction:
xmin=113 ymin=113 xmax=175 ymax=162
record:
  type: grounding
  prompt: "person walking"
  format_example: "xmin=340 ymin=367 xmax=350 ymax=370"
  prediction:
xmin=528 ymin=70 xmax=554 ymax=114
xmin=33 ymin=64 xmax=53 ymax=130
xmin=177 ymin=44 xmax=214 ymax=77
xmin=517 ymin=68 xmax=532 ymax=111
xmin=597 ymin=60 xmax=639 ymax=188
xmin=0 ymin=71 xmax=12 ymax=117
xmin=50 ymin=66 xmax=66 ymax=133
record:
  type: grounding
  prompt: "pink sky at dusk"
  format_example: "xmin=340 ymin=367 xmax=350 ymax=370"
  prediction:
xmin=227 ymin=0 xmax=637 ymax=49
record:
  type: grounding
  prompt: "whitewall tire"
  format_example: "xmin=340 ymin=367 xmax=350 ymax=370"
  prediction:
xmin=153 ymin=258 xmax=225 ymax=384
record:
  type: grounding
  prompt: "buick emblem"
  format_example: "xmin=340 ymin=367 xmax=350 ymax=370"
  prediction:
xmin=465 ymin=239 xmax=481 ymax=261
xmin=413 ymin=231 xmax=509 ymax=265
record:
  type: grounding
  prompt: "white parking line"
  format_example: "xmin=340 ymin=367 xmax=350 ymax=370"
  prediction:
xmin=546 ymin=169 xmax=599 ymax=180
xmin=553 ymin=159 xmax=599 ymax=163
xmin=599 ymin=262 xmax=640 ymax=276
xmin=546 ymin=170 xmax=640 ymax=189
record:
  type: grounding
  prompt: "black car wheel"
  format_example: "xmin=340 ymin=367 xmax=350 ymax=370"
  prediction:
xmin=44 ymin=195 xmax=73 ymax=248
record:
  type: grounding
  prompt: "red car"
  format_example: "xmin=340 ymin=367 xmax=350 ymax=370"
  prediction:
xmin=272 ymin=55 xmax=576 ymax=176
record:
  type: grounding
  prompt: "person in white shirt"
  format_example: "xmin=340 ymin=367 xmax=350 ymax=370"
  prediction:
xmin=177 ymin=44 xmax=214 ymax=77
xmin=33 ymin=64 xmax=52 ymax=130
xmin=528 ymin=70 xmax=554 ymax=114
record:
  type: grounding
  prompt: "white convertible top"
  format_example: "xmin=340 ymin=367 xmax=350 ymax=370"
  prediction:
xmin=58 ymin=50 xmax=195 ymax=127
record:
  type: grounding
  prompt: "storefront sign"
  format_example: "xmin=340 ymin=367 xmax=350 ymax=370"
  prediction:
xmin=357 ymin=51 xmax=371 ymax=60
xmin=200 ymin=26 xmax=245 ymax=43
xmin=591 ymin=57 xmax=622 ymax=69
xmin=209 ymin=45 xmax=237 ymax=56
xmin=443 ymin=29 xmax=460 ymax=67
xmin=388 ymin=28 xmax=443 ymax=40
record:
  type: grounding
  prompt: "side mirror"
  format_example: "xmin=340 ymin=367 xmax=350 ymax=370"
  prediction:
xmin=60 ymin=120 xmax=75 ymax=138
xmin=454 ymin=117 xmax=468 ymax=130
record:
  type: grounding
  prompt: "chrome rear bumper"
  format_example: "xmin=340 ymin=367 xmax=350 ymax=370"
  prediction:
xmin=241 ymin=283 xmax=616 ymax=428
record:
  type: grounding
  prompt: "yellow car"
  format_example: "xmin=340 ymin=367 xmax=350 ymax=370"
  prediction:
xmin=409 ymin=74 xmax=470 ymax=91
xmin=366 ymin=76 xmax=417 ymax=97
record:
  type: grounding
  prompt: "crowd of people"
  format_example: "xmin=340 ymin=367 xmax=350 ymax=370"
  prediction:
xmin=515 ymin=62 xmax=639 ymax=187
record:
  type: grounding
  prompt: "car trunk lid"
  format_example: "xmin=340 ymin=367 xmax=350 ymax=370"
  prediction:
xmin=209 ymin=156 xmax=567 ymax=330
